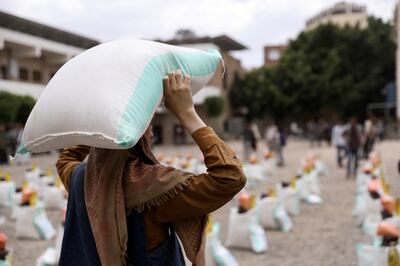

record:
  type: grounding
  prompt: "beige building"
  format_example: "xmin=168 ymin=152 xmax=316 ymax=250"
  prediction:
xmin=0 ymin=11 xmax=99 ymax=98
xmin=264 ymin=44 xmax=287 ymax=67
xmin=306 ymin=2 xmax=368 ymax=31
xmin=0 ymin=11 xmax=246 ymax=145
xmin=153 ymin=35 xmax=246 ymax=144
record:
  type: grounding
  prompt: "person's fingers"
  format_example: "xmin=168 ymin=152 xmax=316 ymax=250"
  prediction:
xmin=168 ymin=71 xmax=177 ymax=89
xmin=175 ymin=70 xmax=183 ymax=88
xmin=163 ymin=76 xmax=169 ymax=91
xmin=183 ymin=75 xmax=191 ymax=87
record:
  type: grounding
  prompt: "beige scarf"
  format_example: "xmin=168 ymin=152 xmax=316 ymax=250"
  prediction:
xmin=84 ymin=129 xmax=206 ymax=266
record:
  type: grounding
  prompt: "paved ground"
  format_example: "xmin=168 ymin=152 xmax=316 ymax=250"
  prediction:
xmin=1 ymin=139 xmax=399 ymax=265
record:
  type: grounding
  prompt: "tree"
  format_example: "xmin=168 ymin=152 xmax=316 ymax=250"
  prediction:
xmin=204 ymin=96 xmax=225 ymax=118
xmin=0 ymin=91 xmax=35 ymax=124
xmin=230 ymin=17 xmax=395 ymax=121
xmin=15 ymin=96 xmax=36 ymax=124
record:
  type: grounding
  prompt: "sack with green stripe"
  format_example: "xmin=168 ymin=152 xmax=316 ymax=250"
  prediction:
xmin=18 ymin=39 xmax=222 ymax=154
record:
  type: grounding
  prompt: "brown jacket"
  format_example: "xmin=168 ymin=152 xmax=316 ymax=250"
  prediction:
xmin=56 ymin=127 xmax=246 ymax=264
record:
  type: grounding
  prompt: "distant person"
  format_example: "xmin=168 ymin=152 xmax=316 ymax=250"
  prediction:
xmin=362 ymin=116 xmax=377 ymax=159
xmin=265 ymin=121 xmax=285 ymax=166
xmin=243 ymin=120 xmax=257 ymax=160
xmin=344 ymin=117 xmax=362 ymax=179
xmin=331 ymin=120 xmax=347 ymax=167
xmin=277 ymin=125 xmax=286 ymax=166
xmin=376 ymin=117 xmax=385 ymax=141
xmin=0 ymin=125 xmax=8 ymax=165
xmin=307 ymin=118 xmax=323 ymax=147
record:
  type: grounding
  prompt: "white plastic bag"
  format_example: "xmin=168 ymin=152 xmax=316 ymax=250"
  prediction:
xmin=16 ymin=205 xmax=41 ymax=239
xmin=36 ymin=247 xmax=57 ymax=266
xmin=55 ymin=225 xmax=65 ymax=262
xmin=206 ymin=223 xmax=238 ymax=266
xmin=258 ymin=197 xmax=293 ymax=232
xmin=19 ymin=39 xmax=222 ymax=154
xmin=42 ymin=186 xmax=64 ymax=210
xmin=306 ymin=194 xmax=323 ymax=205
xmin=276 ymin=185 xmax=300 ymax=216
xmin=0 ymin=181 xmax=15 ymax=208
xmin=243 ymin=164 xmax=264 ymax=181
xmin=357 ymin=243 xmax=400 ymax=266
xmin=315 ymin=160 xmax=328 ymax=177
xmin=305 ymin=170 xmax=320 ymax=196
xmin=34 ymin=212 xmax=56 ymax=240
xmin=225 ymin=208 xmax=267 ymax=253
xmin=11 ymin=192 xmax=22 ymax=220
xmin=16 ymin=203 xmax=55 ymax=240
xmin=261 ymin=158 xmax=277 ymax=179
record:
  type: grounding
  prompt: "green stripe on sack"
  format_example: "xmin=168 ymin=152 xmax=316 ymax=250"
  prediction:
xmin=116 ymin=49 xmax=222 ymax=148
xmin=17 ymin=143 xmax=27 ymax=155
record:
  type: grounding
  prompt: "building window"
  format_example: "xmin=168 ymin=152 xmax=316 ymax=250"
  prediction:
xmin=32 ymin=70 xmax=42 ymax=82
xmin=19 ymin=67 xmax=29 ymax=81
xmin=152 ymin=125 xmax=163 ymax=145
xmin=173 ymin=124 xmax=186 ymax=144
xmin=0 ymin=66 xmax=7 ymax=79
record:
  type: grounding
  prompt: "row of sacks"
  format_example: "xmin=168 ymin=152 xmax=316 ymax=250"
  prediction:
xmin=0 ymin=168 xmax=66 ymax=212
xmin=0 ymin=167 xmax=66 ymax=241
xmin=156 ymin=149 xmax=279 ymax=182
xmin=354 ymin=152 xmax=400 ymax=266
xmin=0 ymin=166 xmax=67 ymax=266
xmin=212 ymin=153 xmax=328 ymax=260
xmin=180 ymin=189 xmax=296 ymax=265
xmin=290 ymin=152 xmax=327 ymax=205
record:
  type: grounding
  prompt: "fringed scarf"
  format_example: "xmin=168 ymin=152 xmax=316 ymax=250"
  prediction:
xmin=84 ymin=129 xmax=207 ymax=266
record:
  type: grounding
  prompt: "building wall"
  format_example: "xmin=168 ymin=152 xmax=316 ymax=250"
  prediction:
xmin=264 ymin=45 xmax=287 ymax=67
xmin=306 ymin=12 xmax=368 ymax=30
xmin=306 ymin=2 xmax=368 ymax=31
xmin=0 ymin=25 xmax=85 ymax=99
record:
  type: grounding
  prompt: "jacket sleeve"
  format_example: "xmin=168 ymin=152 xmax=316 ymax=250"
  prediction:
xmin=56 ymin=145 xmax=90 ymax=191
xmin=147 ymin=127 xmax=246 ymax=222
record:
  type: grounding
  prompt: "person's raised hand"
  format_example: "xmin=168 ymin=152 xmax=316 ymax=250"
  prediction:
xmin=163 ymin=70 xmax=206 ymax=133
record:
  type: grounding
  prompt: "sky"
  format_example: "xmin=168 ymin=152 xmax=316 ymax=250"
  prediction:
xmin=0 ymin=0 xmax=397 ymax=69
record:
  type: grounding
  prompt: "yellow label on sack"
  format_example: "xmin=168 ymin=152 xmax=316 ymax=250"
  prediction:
xmin=29 ymin=191 xmax=38 ymax=206
xmin=55 ymin=177 xmax=62 ymax=188
xmin=22 ymin=180 xmax=29 ymax=189
xmin=249 ymin=194 xmax=256 ymax=209
xmin=32 ymin=163 xmax=38 ymax=171
xmin=5 ymin=172 xmax=11 ymax=182
xmin=268 ymin=188 xmax=276 ymax=198
xmin=46 ymin=167 xmax=53 ymax=177
xmin=395 ymin=198 xmax=400 ymax=216
xmin=206 ymin=215 xmax=213 ymax=235
xmin=290 ymin=177 xmax=297 ymax=188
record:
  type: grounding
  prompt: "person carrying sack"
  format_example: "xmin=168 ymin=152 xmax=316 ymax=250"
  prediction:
xmin=56 ymin=71 xmax=247 ymax=266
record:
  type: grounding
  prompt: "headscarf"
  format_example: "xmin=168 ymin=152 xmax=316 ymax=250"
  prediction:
xmin=84 ymin=128 xmax=205 ymax=265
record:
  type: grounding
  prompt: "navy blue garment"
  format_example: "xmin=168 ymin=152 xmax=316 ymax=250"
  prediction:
xmin=59 ymin=163 xmax=186 ymax=266
xmin=59 ymin=163 xmax=101 ymax=266
xmin=126 ymin=212 xmax=185 ymax=266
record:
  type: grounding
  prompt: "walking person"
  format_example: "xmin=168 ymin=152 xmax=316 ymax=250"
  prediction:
xmin=344 ymin=117 xmax=362 ymax=179
xmin=331 ymin=119 xmax=347 ymax=167
xmin=265 ymin=121 xmax=284 ymax=166
xmin=362 ymin=116 xmax=377 ymax=159
xmin=56 ymin=71 xmax=246 ymax=266
xmin=243 ymin=120 xmax=257 ymax=161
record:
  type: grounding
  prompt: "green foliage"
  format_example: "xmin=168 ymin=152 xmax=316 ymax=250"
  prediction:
xmin=0 ymin=91 xmax=35 ymax=124
xmin=15 ymin=96 xmax=36 ymax=124
xmin=204 ymin=96 xmax=225 ymax=118
xmin=230 ymin=17 xmax=395 ymax=120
